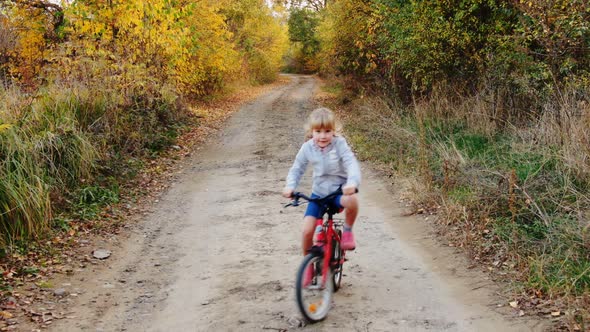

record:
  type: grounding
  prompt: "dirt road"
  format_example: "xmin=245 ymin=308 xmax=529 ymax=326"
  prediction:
xmin=48 ymin=75 xmax=544 ymax=331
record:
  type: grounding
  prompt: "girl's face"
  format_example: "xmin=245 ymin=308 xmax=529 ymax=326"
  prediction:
xmin=312 ymin=127 xmax=334 ymax=148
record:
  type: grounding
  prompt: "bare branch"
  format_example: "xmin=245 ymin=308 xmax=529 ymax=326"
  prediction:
xmin=272 ymin=0 xmax=327 ymax=11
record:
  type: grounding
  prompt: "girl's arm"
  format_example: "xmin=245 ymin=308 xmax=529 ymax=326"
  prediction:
xmin=337 ymin=137 xmax=361 ymax=192
xmin=284 ymin=144 xmax=309 ymax=196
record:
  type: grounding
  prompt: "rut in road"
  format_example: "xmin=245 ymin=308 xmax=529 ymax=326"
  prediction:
xmin=48 ymin=75 xmax=544 ymax=332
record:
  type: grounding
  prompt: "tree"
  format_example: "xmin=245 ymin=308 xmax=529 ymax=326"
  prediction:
xmin=0 ymin=0 xmax=64 ymax=39
xmin=287 ymin=7 xmax=320 ymax=72
xmin=0 ymin=14 xmax=17 ymax=81
xmin=0 ymin=3 xmax=51 ymax=86
xmin=223 ymin=0 xmax=289 ymax=83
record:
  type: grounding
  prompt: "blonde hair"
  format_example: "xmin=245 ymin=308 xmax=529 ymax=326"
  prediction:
xmin=305 ymin=107 xmax=339 ymax=140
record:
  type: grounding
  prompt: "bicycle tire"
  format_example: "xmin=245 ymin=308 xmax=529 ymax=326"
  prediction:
xmin=332 ymin=229 xmax=344 ymax=292
xmin=295 ymin=252 xmax=333 ymax=322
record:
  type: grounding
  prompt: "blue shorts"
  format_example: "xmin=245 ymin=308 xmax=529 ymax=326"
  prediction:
xmin=304 ymin=193 xmax=343 ymax=218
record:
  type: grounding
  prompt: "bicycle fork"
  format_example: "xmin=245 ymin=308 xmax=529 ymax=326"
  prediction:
xmin=321 ymin=236 xmax=332 ymax=287
xmin=320 ymin=218 xmax=338 ymax=287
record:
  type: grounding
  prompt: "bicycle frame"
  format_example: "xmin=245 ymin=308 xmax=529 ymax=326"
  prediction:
xmin=285 ymin=188 xmax=352 ymax=288
xmin=288 ymin=187 xmax=356 ymax=322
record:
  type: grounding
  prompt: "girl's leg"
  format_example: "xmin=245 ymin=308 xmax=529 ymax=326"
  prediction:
xmin=339 ymin=194 xmax=358 ymax=250
xmin=339 ymin=194 xmax=358 ymax=228
xmin=302 ymin=215 xmax=316 ymax=255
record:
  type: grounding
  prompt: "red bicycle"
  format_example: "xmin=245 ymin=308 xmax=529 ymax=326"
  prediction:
xmin=285 ymin=189 xmax=350 ymax=322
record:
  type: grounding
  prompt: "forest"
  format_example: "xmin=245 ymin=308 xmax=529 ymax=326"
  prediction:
xmin=1 ymin=0 xmax=589 ymax=329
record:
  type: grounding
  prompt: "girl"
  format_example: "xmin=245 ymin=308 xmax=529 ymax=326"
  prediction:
xmin=282 ymin=107 xmax=361 ymax=256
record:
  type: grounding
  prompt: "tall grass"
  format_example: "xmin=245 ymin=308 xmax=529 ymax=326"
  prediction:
xmin=0 ymin=85 xmax=99 ymax=250
xmin=29 ymin=92 xmax=98 ymax=187
xmin=0 ymin=126 xmax=51 ymax=250
xmin=0 ymin=68 xmax=188 ymax=251
xmin=47 ymin=59 xmax=190 ymax=158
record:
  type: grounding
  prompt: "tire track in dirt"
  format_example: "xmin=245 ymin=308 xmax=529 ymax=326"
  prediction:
xmin=47 ymin=75 xmax=545 ymax=331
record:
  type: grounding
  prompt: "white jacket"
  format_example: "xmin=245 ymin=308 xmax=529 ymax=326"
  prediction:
xmin=285 ymin=136 xmax=361 ymax=197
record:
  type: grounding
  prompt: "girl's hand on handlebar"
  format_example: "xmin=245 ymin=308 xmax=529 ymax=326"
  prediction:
xmin=342 ymin=185 xmax=357 ymax=195
xmin=282 ymin=188 xmax=294 ymax=198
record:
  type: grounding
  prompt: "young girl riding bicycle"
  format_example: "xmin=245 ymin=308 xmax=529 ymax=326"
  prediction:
xmin=282 ymin=107 xmax=361 ymax=255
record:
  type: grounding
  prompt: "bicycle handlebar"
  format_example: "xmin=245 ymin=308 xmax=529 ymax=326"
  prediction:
xmin=284 ymin=187 xmax=358 ymax=208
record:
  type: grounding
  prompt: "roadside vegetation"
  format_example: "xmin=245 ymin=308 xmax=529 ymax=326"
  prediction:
xmin=0 ymin=0 xmax=288 ymax=277
xmin=285 ymin=0 xmax=589 ymax=329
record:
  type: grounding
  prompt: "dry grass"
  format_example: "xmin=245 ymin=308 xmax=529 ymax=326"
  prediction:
xmin=535 ymin=99 xmax=590 ymax=184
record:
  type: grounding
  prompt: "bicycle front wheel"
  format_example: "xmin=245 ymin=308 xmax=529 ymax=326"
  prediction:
xmin=295 ymin=252 xmax=333 ymax=323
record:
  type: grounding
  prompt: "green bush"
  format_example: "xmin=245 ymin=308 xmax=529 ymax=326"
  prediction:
xmin=73 ymin=184 xmax=119 ymax=220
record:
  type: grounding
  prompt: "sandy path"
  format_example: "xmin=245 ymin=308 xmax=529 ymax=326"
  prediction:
xmin=48 ymin=75 xmax=545 ymax=331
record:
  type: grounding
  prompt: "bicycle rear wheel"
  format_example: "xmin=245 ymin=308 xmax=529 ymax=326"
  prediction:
xmin=295 ymin=252 xmax=333 ymax=322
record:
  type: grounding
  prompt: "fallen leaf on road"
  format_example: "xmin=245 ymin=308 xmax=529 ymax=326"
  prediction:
xmin=0 ymin=311 xmax=13 ymax=319
xmin=509 ymin=301 xmax=518 ymax=308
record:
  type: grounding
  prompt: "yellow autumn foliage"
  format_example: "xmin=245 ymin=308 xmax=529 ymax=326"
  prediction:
xmin=224 ymin=0 xmax=289 ymax=83
xmin=2 ymin=6 xmax=48 ymax=86
xmin=62 ymin=0 xmax=262 ymax=96
xmin=1 ymin=0 xmax=287 ymax=94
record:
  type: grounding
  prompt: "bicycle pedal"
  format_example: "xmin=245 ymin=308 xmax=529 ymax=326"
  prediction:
xmin=306 ymin=284 xmax=324 ymax=290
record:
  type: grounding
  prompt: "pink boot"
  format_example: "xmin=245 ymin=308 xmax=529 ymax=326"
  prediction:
xmin=341 ymin=231 xmax=356 ymax=250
